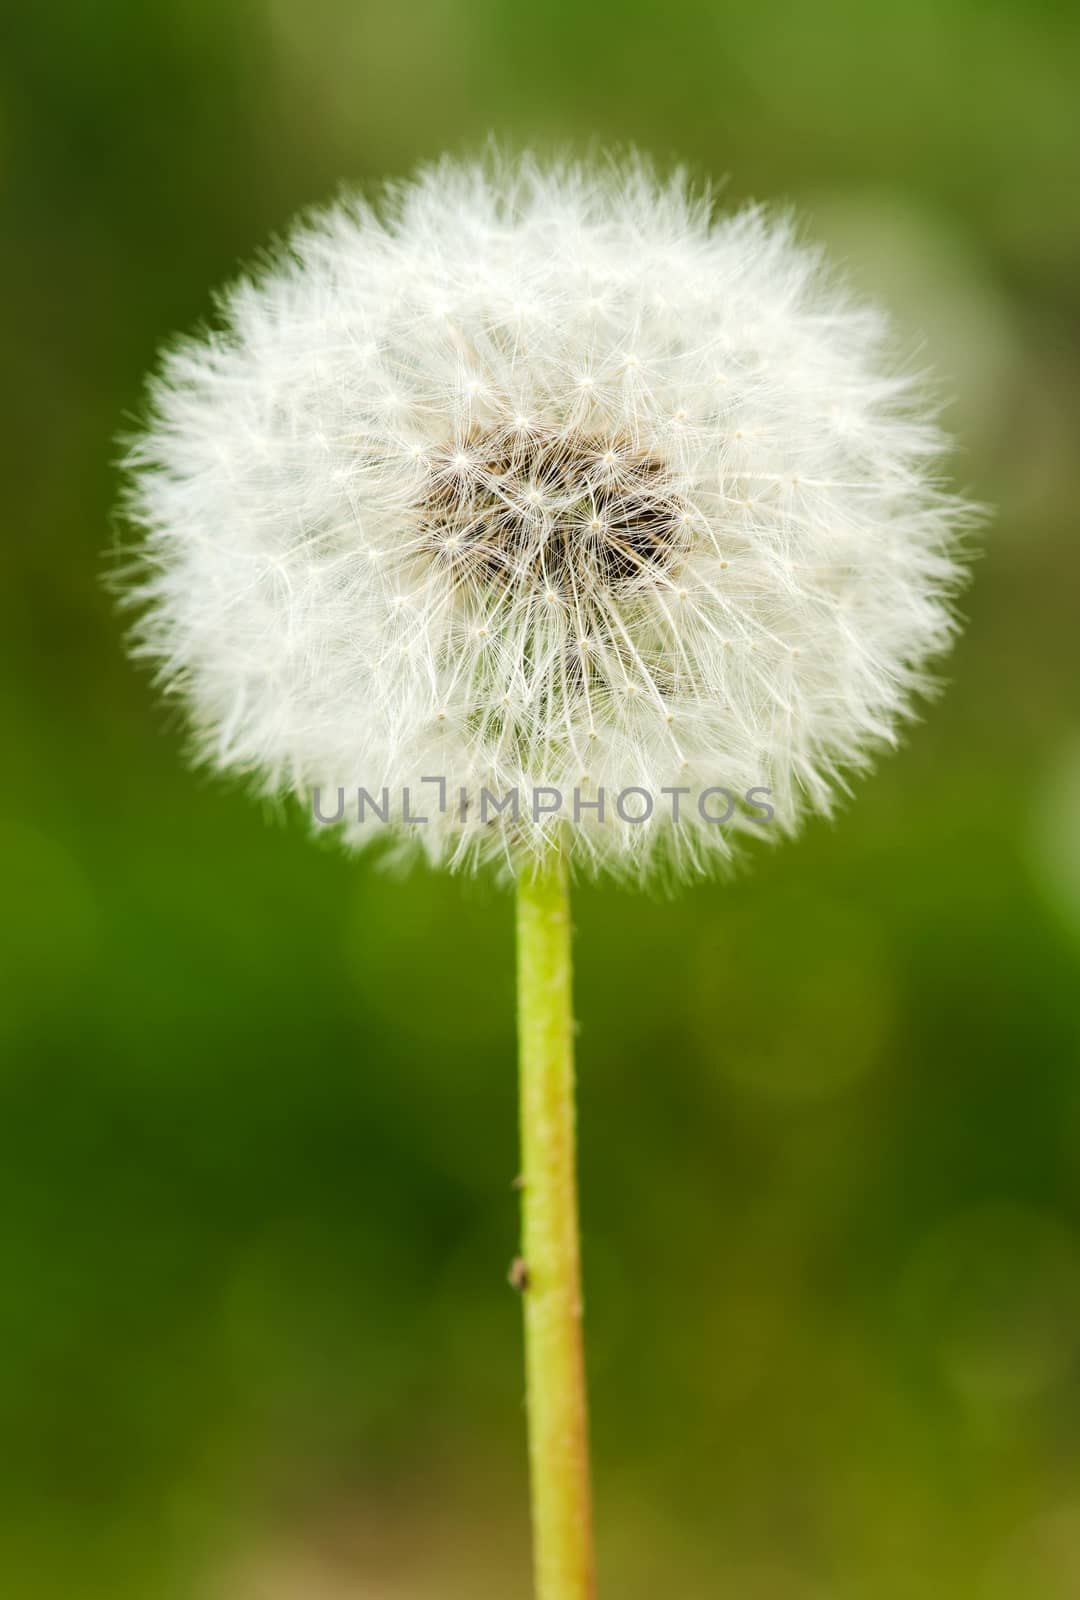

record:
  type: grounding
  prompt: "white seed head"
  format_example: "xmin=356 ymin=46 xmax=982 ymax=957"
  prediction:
xmin=121 ymin=153 xmax=972 ymax=883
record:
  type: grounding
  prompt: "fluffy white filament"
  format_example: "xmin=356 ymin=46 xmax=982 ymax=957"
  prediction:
xmin=123 ymin=154 xmax=970 ymax=882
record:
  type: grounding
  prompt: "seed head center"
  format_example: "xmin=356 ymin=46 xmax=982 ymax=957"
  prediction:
xmin=420 ymin=425 xmax=689 ymax=597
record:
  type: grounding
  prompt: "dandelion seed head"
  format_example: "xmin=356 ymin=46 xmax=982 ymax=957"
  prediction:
xmin=120 ymin=152 xmax=973 ymax=882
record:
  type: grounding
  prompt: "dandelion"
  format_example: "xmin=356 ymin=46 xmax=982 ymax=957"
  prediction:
xmin=120 ymin=153 xmax=971 ymax=1600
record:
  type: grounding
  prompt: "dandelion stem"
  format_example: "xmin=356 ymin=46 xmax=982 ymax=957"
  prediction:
xmin=516 ymin=849 xmax=595 ymax=1600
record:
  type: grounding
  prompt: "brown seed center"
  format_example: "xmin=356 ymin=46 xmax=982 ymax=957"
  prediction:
xmin=419 ymin=425 xmax=689 ymax=598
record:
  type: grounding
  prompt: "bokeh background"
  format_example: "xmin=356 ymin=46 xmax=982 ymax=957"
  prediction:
xmin=4 ymin=2 xmax=1080 ymax=1596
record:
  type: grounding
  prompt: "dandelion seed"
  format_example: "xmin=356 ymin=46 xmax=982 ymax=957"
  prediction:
xmin=121 ymin=153 xmax=970 ymax=884
xmin=117 ymin=156 xmax=976 ymax=1596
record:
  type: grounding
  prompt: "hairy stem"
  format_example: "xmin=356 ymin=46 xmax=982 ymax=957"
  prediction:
xmin=515 ymin=851 xmax=595 ymax=1600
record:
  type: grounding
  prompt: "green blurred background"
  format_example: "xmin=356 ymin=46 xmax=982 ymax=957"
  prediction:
xmin=4 ymin=2 xmax=1080 ymax=1596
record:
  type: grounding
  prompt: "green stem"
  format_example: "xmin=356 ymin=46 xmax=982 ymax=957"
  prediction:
xmin=515 ymin=850 xmax=595 ymax=1600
